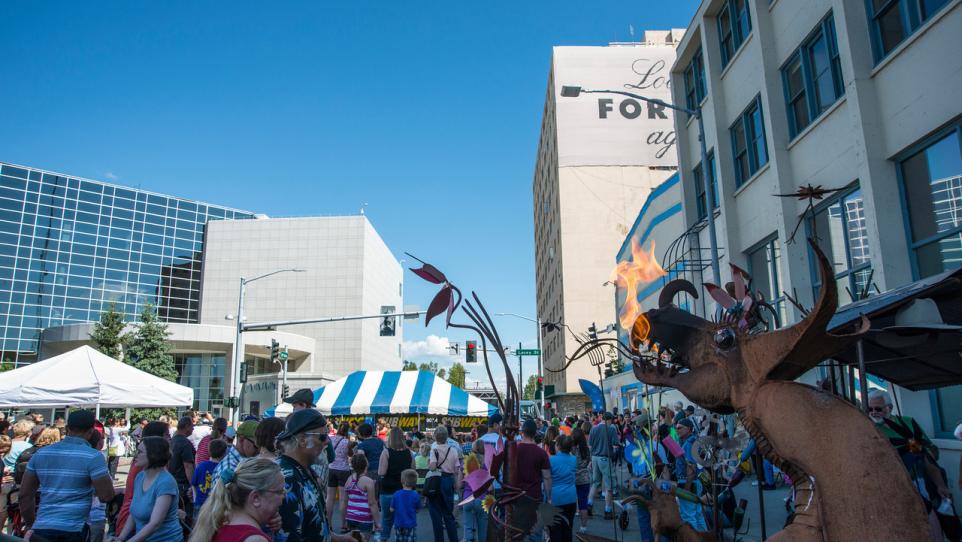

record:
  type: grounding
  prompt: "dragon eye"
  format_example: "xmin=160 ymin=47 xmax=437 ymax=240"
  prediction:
xmin=714 ymin=328 xmax=736 ymax=350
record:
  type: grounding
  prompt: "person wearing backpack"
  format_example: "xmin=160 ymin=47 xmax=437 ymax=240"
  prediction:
xmin=426 ymin=426 xmax=460 ymax=542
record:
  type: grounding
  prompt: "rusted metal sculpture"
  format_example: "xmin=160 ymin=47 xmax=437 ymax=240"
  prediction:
xmin=407 ymin=254 xmax=563 ymax=541
xmin=628 ymin=242 xmax=928 ymax=541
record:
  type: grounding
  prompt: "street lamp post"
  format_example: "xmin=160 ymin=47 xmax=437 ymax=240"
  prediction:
xmin=229 ymin=268 xmax=306 ymax=423
xmin=559 ymin=86 xmax=722 ymax=288
xmin=495 ymin=313 xmax=544 ymax=414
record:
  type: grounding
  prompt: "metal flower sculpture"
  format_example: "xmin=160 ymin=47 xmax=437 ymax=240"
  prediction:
xmin=775 ymin=183 xmax=846 ymax=243
xmin=407 ymin=253 xmax=564 ymax=541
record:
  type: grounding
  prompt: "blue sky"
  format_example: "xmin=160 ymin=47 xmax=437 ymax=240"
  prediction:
xmin=0 ymin=1 xmax=697 ymax=387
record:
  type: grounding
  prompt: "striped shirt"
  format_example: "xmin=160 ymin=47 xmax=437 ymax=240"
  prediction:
xmin=27 ymin=436 xmax=109 ymax=531
xmin=344 ymin=475 xmax=373 ymax=523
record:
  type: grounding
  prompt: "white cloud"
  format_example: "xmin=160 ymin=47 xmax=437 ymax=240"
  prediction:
xmin=105 ymin=172 xmax=119 ymax=180
xmin=402 ymin=334 xmax=452 ymax=358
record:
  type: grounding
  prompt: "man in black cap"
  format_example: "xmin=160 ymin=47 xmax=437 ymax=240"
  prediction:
xmin=275 ymin=409 xmax=354 ymax=542
xmin=20 ymin=410 xmax=115 ymax=542
xmin=284 ymin=388 xmax=317 ymax=412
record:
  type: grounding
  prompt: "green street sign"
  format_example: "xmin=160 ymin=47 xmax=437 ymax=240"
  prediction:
xmin=279 ymin=351 xmax=289 ymax=361
xmin=516 ymin=349 xmax=541 ymax=356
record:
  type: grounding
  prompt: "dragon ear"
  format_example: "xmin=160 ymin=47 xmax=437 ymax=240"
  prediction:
xmin=741 ymin=240 xmax=869 ymax=382
xmin=730 ymin=264 xmax=747 ymax=301
xmin=705 ymin=283 xmax=737 ymax=309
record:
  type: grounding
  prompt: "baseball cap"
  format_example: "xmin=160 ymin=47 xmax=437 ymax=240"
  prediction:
xmin=236 ymin=420 xmax=259 ymax=440
xmin=283 ymin=388 xmax=316 ymax=407
xmin=276 ymin=408 xmax=327 ymax=442
xmin=676 ymin=418 xmax=695 ymax=431
xmin=225 ymin=427 xmax=237 ymax=439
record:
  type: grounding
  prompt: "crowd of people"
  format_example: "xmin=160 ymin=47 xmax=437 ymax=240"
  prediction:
xmin=2 ymin=388 xmax=959 ymax=542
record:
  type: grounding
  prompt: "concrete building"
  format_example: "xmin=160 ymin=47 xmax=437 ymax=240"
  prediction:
xmin=0 ymin=161 xmax=404 ymax=417
xmin=533 ymin=30 xmax=683 ymax=415
xmin=666 ymin=0 xmax=962 ymax=502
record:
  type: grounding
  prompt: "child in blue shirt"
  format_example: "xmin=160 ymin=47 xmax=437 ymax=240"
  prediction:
xmin=390 ymin=469 xmax=421 ymax=542
xmin=191 ymin=438 xmax=226 ymax=516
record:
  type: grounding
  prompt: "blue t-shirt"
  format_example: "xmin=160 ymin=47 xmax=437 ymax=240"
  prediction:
xmin=131 ymin=470 xmax=183 ymax=542
xmin=548 ymin=452 xmax=577 ymax=506
xmin=26 ymin=436 xmax=110 ymax=531
xmin=390 ymin=489 xmax=421 ymax=529
xmin=357 ymin=438 xmax=384 ymax=474
xmin=191 ymin=460 xmax=219 ymax=508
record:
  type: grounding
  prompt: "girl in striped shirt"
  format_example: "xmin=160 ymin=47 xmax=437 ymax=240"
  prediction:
xmin=341 ymin=453 xmax=380 ymax=540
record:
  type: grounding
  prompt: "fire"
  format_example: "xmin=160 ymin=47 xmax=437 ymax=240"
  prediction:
xmin=612 ymin=239 xmax=667 ymax=331
xmin=630 ymin=314 xmax=651 ymax=350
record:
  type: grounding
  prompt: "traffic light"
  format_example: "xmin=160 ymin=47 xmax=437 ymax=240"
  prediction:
xmin=536 ymin=376 xmax=543 ymax=395
xmin=270 ymin=339 xmax=280 ymax=362
xmin=588 ymin=322 xmax=598 ymax=340
xmin=240 ymin=361 xmax=248 ymax=383
xmin=380 ymin=305 xmax=396 ymax=336
xmin=465 ymin=340 xmax=477 ymax=363
xmin=282 ymin=384 xmax=290 ymax=399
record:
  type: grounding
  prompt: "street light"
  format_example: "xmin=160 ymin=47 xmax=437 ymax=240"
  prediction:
xmin=559 ymin=85 xmax=722 ymax=288
xmin=495 ymin=312 xmax=545 ymax=414
xmin=229 ymin=268 xmax=306 ymax=423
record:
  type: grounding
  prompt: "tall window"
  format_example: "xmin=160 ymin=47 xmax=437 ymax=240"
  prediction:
xmin=747 ymin=235 xmax=787 ymax=328
xmin=684 ymin=49 xmax=707 ymax=111
xmin=781 ymin=14 xmax=844 ymax=138
xmin=808 ymin=186 xmax=873 ymax=305
xmin=868 ymin=0 xmax=952 ymax=61
xmin=730 ymin=96 xmax=769 ymax=187
xmin=718 ymin=0 xmax=752 ymax=68
xmin=900 ymin=123 xmax=962 ymax=278
xmin=693 ymin=151 xmax=718 ymax=220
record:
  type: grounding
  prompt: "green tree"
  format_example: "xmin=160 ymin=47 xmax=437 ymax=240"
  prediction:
xmin=416 ymin=360 xmax=446 ymax=380
xmin=124 ymin=304 xmax=177 ymax=382
xmin=523 ymin=374 xmax=537 ymax=400
xmin=447 ymin=362 xmax=466 ymax=388
xmin=0 ymin=358 xmax=14 ymax=372
xmin=124 ymin=304 xmax=177 ymax=420
xmin=90 ymin=303 xmax=127 ymax=360
xmin=402 ymin=360 xmax=418 ymax=371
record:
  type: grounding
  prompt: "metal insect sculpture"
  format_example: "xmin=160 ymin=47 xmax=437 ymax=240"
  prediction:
xmin=407 ymin=253 xmax=565 ymax=541
xmin=775 ymin=183 xmax=846 ymax=243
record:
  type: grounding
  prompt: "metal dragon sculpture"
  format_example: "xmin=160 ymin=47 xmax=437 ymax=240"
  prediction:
xmin=623 ymin=242 xmax=929 ymax=541
xmin=407 ymin=254 xmax=565 ymax=541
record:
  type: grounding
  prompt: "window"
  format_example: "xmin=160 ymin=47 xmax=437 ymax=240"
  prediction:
xmin=900 ymin=123 xmax=962 ymax=278
xmin=683 ymin=49 xmax=707 ymax=111
xmin=747 ymin=236 xmax=787 ymax=328
xmin=868 ymin=0 xmax=952 ymax=61
xmin=693 ymin=151 xmax=718 ymax=220
xmin=730 ymin=96 xmax=769 ymax=187
xmin=782 ymin=14 xmax=844 ymax=137
xmin=808 ymin=186 xmax=873 ymax=305
xmin=718 ymin=0 xmax=752 ymax=68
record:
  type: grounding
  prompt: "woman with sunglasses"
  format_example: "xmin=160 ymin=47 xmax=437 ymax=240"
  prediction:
xmin=189 ymin=458 xmax=284 ymax=542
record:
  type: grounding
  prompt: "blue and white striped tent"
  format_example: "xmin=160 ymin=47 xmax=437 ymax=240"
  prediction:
xmin=264 ymin=370 xmax=497 ymax=417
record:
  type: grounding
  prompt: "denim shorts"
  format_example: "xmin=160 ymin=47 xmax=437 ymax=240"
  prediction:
xmin=346 ymin=519 xmax=374 ymax=533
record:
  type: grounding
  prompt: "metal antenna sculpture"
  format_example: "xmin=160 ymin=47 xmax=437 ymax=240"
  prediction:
xmin=406 ymin=253 xmax=564 ymax=541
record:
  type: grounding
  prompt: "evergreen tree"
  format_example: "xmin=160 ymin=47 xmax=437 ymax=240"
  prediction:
xmin=124 ymin=304 xmax=177 ymax=382
xmin=447 ymin=362 xmax=467 ymax=388
xmin=402 ymin=360 xmax=418 ymax=371
xmin=90 ymin=304 xmax=127 ymax=360
xmin=523 ymin=374 xmax=537 ymax=400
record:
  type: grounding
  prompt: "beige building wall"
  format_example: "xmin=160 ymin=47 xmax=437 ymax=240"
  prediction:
xmin=534 ymin=34 xmax=682 ymax=408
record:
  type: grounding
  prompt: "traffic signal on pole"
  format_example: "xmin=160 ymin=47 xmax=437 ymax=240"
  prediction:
xmin=270 ymin=339 xmax=280 ymax=362
xmin=465 ymin=340 xmax=477 ymax=363
xmin=240 ymin=362 xmax=248 ymax=383
xmin=536 ymin=376 xmax=543 ymax=395
xmin=282 ymin=384 xmax=290 ymax=399
xmin=588 ymin=322 xmax=598 ymax=340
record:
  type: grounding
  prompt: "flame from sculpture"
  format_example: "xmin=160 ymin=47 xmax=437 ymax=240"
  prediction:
xmin=611 ymin=239 xmax=667 ymax=330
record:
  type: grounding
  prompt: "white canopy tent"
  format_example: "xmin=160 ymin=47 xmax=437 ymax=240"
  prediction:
xmin=0 ymin=345 xmax=193 ymax=416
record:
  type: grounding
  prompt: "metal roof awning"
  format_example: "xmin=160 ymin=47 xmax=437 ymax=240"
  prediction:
xmin=827 ymin=267 xmax=962 ymax=391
